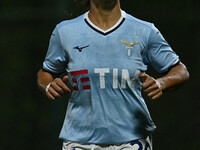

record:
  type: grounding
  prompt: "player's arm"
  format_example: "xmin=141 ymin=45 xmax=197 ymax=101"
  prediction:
xmin=37 ymin=69 xmax=71 ymax=100
xmin=139 ymin=62 xmax=189 ymax=100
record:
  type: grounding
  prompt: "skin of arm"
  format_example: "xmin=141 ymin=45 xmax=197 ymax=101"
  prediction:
xmin=37 ymin=69 xmax=71 ymax=100
xmin=139 ymin=62 xmax=190 ymax=100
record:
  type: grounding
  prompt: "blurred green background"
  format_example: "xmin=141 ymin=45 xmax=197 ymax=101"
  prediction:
xmin=1 ymin=0 xmax=199 ymax=149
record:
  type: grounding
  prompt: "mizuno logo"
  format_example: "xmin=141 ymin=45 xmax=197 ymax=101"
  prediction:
xmin=119 ymin=40 xmax=140 ymax=47
xmin=73 ymin=45 xmax=89 ymax=52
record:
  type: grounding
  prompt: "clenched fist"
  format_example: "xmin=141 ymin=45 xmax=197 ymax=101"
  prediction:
xmin=46 ymin=75 xmax=71 ymax=100
xmin=139 ymin=73 xmax=163 ymax=100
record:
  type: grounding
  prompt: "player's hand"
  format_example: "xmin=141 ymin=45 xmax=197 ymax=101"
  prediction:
xmin=46 ymin=75 xmax=71 ymax=100
xmin=139 ymin=73 xmax=163 ymax=100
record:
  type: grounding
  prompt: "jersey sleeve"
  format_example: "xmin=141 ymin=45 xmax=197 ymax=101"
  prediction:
xmin=143 ymin=24 xmax=179 ymax=73
xmin=43 ymin=26 xmax=67 ymax=73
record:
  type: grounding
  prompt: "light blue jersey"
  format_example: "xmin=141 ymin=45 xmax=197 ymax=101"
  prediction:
xmin=43 ymin=10 xmax=179 ymax=144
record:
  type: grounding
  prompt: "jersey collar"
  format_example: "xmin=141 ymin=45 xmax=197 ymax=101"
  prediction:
xmin=84 ymin=10 xmax=126 ymax=36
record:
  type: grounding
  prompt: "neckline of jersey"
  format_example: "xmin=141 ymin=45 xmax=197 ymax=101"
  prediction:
xmin=84 ymin=10 xmax=126 ymax=36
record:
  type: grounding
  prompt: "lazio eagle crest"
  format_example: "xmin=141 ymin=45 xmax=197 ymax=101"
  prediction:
xmin=119 ymin=40 xmax=140 ymax=56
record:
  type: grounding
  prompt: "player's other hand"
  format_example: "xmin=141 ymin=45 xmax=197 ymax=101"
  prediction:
xmin=46 ymin=75 xmax=71 ymax=100
xmin=139 ymin=73 xmax=163 ymax=100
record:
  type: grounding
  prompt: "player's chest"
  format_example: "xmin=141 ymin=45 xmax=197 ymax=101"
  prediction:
xmin=62 ymin=35 xmax=146 ymax=69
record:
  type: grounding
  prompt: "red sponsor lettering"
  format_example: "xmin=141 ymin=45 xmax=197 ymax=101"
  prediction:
xmin=70 ymin=70 xmax=88 ymax=76
xmin=73 ymin=87 xmax=79 ymax=91
xmin=72 ymin=79 xmax=78 ymax=83
xmin=82 ymin=85 xmax=91 ymax=90
xmin=80 ymin=77 xmax=90 ymax=82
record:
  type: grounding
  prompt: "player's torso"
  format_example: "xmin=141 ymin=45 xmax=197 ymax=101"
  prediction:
xmin=58 ymin=13 xmax=156 ymax=144
xmin=58 ymin=15 xmax=149 ymax=93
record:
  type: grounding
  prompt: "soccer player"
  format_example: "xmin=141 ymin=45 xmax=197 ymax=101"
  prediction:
xmin=37 ymin=0 xmax=189 ymax=149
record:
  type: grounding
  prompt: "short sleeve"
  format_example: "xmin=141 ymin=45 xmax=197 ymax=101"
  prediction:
xmin=143 ymin=24 xmax=179 ymax=73
xmin=43 ymin=26 xmax=67 ymax=73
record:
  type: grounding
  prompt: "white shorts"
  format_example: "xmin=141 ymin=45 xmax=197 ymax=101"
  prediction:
xmin=62 ymin=136 xmax=152 ymax=150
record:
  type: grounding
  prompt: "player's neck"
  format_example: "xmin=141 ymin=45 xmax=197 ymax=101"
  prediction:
xmin=88 ymin=1 xmax=121 ymax=31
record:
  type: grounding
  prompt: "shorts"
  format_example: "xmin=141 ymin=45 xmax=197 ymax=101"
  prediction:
xmin=62 ymin=136 xmax=152 ymax=150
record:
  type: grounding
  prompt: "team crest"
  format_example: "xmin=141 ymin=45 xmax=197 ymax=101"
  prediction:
xmin=119 ymin=40 xmax=140 ymax=56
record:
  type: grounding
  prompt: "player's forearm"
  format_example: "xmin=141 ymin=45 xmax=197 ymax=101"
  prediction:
xmin=157 ymin=62 xmax=189 ymax=92
xmin=37 ymin=69 xmax=54 ymax=93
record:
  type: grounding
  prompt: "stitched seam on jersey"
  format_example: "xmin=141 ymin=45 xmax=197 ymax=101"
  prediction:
xmin=56 ymin=25 xmax=68 ymax=63
xmin=53 ymin=26 xmax=68 ymax=73
xmin=56 ymin=15 xmax=84 ymax=30
xmin=125 ymin=15 xmax=152 ymax=29
xmin=143 ymin=23 xmax=154 ymax=64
